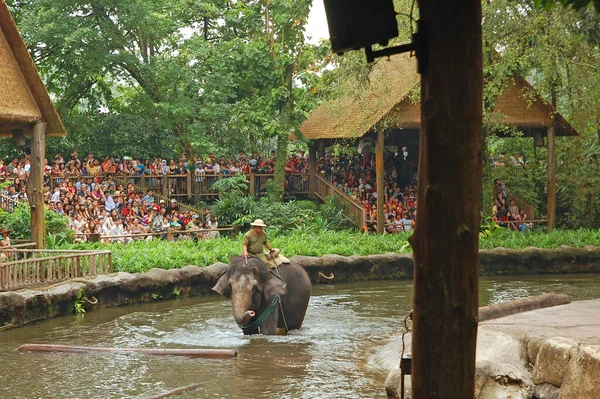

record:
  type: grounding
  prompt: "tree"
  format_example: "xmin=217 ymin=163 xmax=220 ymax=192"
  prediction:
xmin=483 ymin=0 xmax=600 ymax=227
xmin=9 ymin=0 xmax=327 ymax=171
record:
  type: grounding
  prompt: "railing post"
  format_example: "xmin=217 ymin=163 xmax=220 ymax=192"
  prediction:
xmin=90 ymin=255 xmax=97 ymax=276
xmin=75 ymin=256 xmax=81 ymax=277
xmin=249 ymin=173 xmax=255 ymax=195
xmin=140 ymin=174 xmax=147 ymax=192
xmin=0 ymin=265 xmax=6 ymax=290
xmin=187 ymin=173 xmax=192 ymax=200
xmin=162 ymin=175 xmax=168 ymax=197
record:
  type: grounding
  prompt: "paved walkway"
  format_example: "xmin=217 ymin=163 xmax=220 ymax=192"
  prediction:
xmin=481 ymin=298 xmax=600 ymax=344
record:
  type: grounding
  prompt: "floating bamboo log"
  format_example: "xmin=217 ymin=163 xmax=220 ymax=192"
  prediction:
xmin=18 ymin=344 xmax=237 ymax=358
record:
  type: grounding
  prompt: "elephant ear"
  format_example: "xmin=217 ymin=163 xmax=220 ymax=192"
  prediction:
xmin=212 ymin=271 xmax=231 ymax=299
xmin=264 ymin=271 xmax=287 ymax=299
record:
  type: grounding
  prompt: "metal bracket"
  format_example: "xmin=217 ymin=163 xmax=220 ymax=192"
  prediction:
xmin=365 ymin=20 xmax=428 ymax=74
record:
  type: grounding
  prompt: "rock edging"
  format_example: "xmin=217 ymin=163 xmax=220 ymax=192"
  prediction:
xmin=2 ymin=246 xmax=600 ymax=331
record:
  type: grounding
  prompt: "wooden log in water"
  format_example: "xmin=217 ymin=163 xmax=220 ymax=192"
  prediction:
xmin=150 ymin=383 xmax=203 ymax=399
xmin=18 ymin=344 xmax=237 ymax=358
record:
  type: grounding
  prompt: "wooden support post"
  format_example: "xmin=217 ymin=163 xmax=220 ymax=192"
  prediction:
xmin=249 ymin=173 xmax=255 ymax=195
xmin=162 ymin=175 xmax=168 ymax=197
xmin=411 ymin=1 xmax=482 ymax=397
xmin=547 ymin=119 xmax=556 ymax=231
xmin=376 ymin=129 xmax=385 ymax=234
xmin=187 ymin=173 xmax=192 ymax=200
xmin=308 ymin=142 xmax=318 ymax=199
xmin=28 ymin=122 xmax=47 ymax=249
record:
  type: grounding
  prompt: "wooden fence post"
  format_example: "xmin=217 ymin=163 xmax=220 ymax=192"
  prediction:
xmin=249 ymin=173 xmax=255 ymax=195
xmin=162 ymin=176 xmax=168 ymax=198
xmin=187 ymin=173 xmax=192 ymax=200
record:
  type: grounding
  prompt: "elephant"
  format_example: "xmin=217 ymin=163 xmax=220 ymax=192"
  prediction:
xmin=212 ymin=256 xmax=311 ymax=335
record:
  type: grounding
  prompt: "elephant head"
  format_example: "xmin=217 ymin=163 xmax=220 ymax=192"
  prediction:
xmin=212 ymin=257 xmax=287 ymax=332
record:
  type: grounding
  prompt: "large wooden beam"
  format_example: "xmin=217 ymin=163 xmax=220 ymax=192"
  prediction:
xmin=28 ymin=122 xmax=46 ymax=249
xmin=547 ymin=120 xmax=556 ymax=230
xmin=376 ymin=129 xmax=384 ymax=234
xmin=410 ymin=1 xmax=482 ymax=398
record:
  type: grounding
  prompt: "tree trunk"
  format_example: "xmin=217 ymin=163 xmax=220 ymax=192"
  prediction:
xmin=547 ymin=87 xmax=557 ymax=230
xmin=270 ymin=63 xmax=294 ymax=202
xmin=410 ymin=1 xmax=483 ymax=398
xmin=271 ymin=134 xmax=288 ymax=202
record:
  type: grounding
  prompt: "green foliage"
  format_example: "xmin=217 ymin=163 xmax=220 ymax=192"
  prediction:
xmin=8 ymin=0 xmax=327 ymax=158
xmin=73 ymin=289 xmax=86 ymax=315
xmin=54 ymin=227 xmax=600 ymax=273
xmin=210 ymin=174 xmax=249 ymax=195
xmin=0 ymin=204 xmax=73 ymax=243
xmin=482 ymin=0 xmax=600 ymax=227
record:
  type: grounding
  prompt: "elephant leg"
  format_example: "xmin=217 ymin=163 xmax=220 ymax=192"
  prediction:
xmin=242 ymin=326 xmax=259 ymax=335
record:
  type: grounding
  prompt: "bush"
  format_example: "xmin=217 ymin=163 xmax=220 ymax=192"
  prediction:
xmin=0 ymin=204 xmax=73 ymax=244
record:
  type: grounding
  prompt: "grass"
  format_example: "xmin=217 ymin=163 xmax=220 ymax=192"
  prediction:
xmin=55 ymin=228 xmax=600 ymax=273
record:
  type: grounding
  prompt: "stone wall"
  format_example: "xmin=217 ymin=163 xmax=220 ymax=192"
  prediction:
xmin=2 ymin=246 xmax=600 ymax=330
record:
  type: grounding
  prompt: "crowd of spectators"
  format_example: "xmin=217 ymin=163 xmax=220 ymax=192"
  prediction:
xmin=0 ymin=149 xmax=311 ymax=242
xmin=316 ymin=146 xmax=419 ymax=233
xmin=1 ymin=147 xmax=535 ymax=238
xmin=493 ymin=179 xmax=531 ymax=232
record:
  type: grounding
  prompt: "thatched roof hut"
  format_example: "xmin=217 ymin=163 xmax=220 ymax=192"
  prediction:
xmin=299 ymin=53 xmax=578 ymax=141
xmin=0 ymin=0 xmax=66 ymax=137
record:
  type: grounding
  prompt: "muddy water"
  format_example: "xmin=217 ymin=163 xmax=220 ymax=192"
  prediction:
xmin=1 ymin=275 xmax=600 ymax=399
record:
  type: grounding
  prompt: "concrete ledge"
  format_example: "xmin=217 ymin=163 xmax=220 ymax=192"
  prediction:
xmin=478 ymin=293 xmax=570 ymax=322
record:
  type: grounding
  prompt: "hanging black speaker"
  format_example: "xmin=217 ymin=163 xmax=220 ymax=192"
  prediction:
xmin=323 ymin=0 xmax=399 ymax=55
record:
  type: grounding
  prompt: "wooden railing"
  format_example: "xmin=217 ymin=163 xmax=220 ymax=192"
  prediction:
xmin=72 ymin=227 xmax=236 ymax=242
xmin=51 ymin=173 xmax=310 ymax=202
xmin=0 ymin=249 xmax=112 ymax=291
xmin=314 ymin=174 xmax=366 ymax=227
xmin=1 ymin=194 xmax=20 ymax=213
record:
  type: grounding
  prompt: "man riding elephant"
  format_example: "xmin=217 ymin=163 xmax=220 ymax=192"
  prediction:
xmin=242 ymin=219 xmax=277 ymax=266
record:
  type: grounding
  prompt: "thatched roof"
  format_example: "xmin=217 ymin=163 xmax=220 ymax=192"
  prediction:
xmin=0 ymin=0 xmax=66 ymax=137
xmin=299 ymin=52 xmax=420 ymax=141
xmin=492 ymin=75 xmax=577 ymax=137
xmin=300 ymin=53 xmax=578 ymax=140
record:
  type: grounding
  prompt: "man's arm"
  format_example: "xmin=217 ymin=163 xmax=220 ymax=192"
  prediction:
xmin=242 ymin=234 xmax=250 ymax=257
xmin=264 ymin=241 xmax=274 ymax=252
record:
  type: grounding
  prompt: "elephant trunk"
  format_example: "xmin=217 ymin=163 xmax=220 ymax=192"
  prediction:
xmin=232 ymin=292 xmax=254 ymax=326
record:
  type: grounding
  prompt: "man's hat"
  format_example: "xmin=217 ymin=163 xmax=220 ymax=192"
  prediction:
xmin=250 ymin=219 xmax=267 ymax=227
xmin=0 ymin=228 xmax=11 ymax=235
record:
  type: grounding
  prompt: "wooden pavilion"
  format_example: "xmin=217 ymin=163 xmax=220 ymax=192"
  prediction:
xmin=300 ymin=52 xmax=578 ymax=232
xmin=0 ymin=1 xmax=67 ymax=248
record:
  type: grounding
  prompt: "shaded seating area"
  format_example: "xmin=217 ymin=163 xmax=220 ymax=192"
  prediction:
xmin=300 ymin=53 xmax=578 ymax=232
xmin=0 ymin=2 xmax=67 ymax=247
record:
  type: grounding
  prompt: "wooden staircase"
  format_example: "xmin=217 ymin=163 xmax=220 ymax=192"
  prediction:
xmin=313 ymin=174 xmax=366 ymax=228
